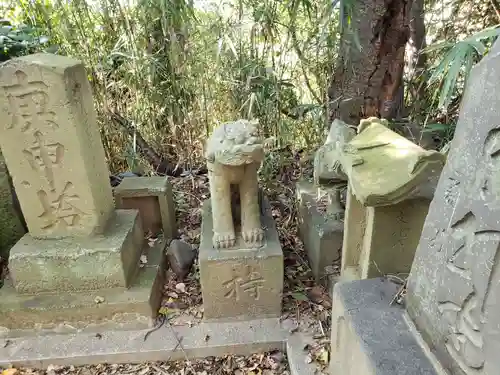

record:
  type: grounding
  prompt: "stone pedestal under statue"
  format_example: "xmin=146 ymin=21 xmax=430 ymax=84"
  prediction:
xmin=198 ymin=120 xmax=283 ymax=321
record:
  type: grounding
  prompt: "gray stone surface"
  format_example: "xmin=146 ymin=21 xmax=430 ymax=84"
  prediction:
xmin=342 ymin=194 xmax=430 ymax=280
xmin=167 ymin=239 xmax=196 ymax=280
xmin=0 ymin=318 xmax=292 ymax=368
xmin=0 ymin=238 xmax=166 ymax=334
xmin=296 ymin=181 xmax=343 ymax=283
xmin=330 ymin=278 xmax=440 ymax=375
xmin=286 ymin=333 xmax=320 ymax=375
xmin=199 ymin=199 xmax=283 ymax=321
xmin=406 ymin=40 xmax=500 ymax=375
xmin=8 ymin=209 xmax=143 ymax=294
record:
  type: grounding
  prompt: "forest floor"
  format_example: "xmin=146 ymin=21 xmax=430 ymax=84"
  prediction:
xmin=3 ymin=151 xmax=334 ymax=375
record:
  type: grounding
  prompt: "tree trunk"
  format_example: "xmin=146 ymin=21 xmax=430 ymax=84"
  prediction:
xmin=327 ymin=0 xmax=413 ymax=127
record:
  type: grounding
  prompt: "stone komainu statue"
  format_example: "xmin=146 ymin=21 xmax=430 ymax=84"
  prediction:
xmin=205 ymin=119 xmax=265 ymax=249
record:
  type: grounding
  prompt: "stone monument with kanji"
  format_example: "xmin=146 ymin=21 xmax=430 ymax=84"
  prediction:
xmin=0 ymin=54 xmax=166 ymax=334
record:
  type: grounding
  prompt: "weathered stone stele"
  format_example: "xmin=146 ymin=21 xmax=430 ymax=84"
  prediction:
xmin=340 ymin=117 xmax=445 ymax=279
xmin=296 ymin=118 xmax=350 ymax=285
xmin=341 ymin=117 xmax=445 ymax=206
xmin=296 ymin=181 xmax=343 ymax=284
xmin=0 ymin=54 xmax=114 ymax=238
xmin=406 ymin=40 xmax=500 ymax=375
xmin=0 ymin=54 xmax=166 ymax=334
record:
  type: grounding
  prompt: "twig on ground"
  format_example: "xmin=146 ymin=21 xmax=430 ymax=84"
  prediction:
xmin=390 ymin=279 xmax=408 ymax=306
xmin=144 ymin=313 xmax=167 ymax=341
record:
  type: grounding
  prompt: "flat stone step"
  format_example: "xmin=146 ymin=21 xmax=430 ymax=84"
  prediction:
xmin=330 ymin=277 xmax=446 ymax=375
xmin=0 ymin=317 xmax=316 ymax=375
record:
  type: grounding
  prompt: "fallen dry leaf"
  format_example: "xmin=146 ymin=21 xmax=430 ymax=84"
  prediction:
xmin=315 ymin=347 xmax=330 ymax=364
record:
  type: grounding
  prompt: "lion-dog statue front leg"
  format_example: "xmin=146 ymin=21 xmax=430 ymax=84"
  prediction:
xmin=208 ymin=160 xmax=236 ymax=249
xmin=240 ymin=162 xmax=264 ymax=246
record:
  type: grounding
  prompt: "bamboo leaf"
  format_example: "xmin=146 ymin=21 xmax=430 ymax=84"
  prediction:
xmin=466 ymin=40 xmax=486 ymax=56
xmin=422 ymin=123 xmax=451 ymax=133
xmin=423 ymin=40 xmax=454 ymax=53
xmin=291 ymin=292 xmax=309 ymax=301
xmin=224 ymin=34 xmax=238 ymax=58
xmin=438 ymin=43 xmax=465 ymax=108
xmin=463 ymin=25 xmax=500 ymax=43
xmin=462 ymin=48 xmax=474 ymax=88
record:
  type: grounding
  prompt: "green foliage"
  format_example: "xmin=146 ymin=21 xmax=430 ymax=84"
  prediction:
xmin=405 ymin=0 xmax=499 ymax=145
xmin=421 ymin=122 xmax=456 ymax=149
xmin=3 ymin=0 xmax=499 ymax=169
xmin=5 ymin=0 xmax=337 ymax=172
xmin=425 ymin=26 xmax=500 ymax=110
xmin=0 ymin=19 xmax=50 ymax=60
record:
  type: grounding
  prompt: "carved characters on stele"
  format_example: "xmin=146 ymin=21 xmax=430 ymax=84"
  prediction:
xmin=435 ymin=127 xmax=500 ymax=375
xmin=205 ymin=119 xmax=265 ymax=249
xmin=223 ymin=264 xmax=264 ymax=301
xmin=1 ymin=69 xmax=88 ymax=234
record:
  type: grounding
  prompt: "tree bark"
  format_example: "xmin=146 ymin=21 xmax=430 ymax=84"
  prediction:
xmin=327 ymin=0 xmax=413 ymax=127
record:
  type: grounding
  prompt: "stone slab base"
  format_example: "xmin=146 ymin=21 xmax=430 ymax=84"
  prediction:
xmin=199 ymin=199 xmax=283 ymax=321
xmin=0 ymin=318 xmax=315 ymax=374
xmin=296 ymin=181 xmax=343 ymax=284
xmin=114 ymin=176 xmax=177 ymax=239
xmin=8 ymin=210 xmax=144 ymax=294
xmin=0 ymin=239 xmax=166 ymax=336
xmin=330 ymin=278 xmax=443 ymax=375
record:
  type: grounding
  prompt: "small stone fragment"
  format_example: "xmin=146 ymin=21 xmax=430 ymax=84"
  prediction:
xmin=94 ymin=296 xmax=105 ymax=304
xmin=167 ymin=239 xmax=196 ymax=280
xmin=175 ymin=282 xmax=187 ymax=293
xmin=46 ymin=364 xmax=60 ymax=375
